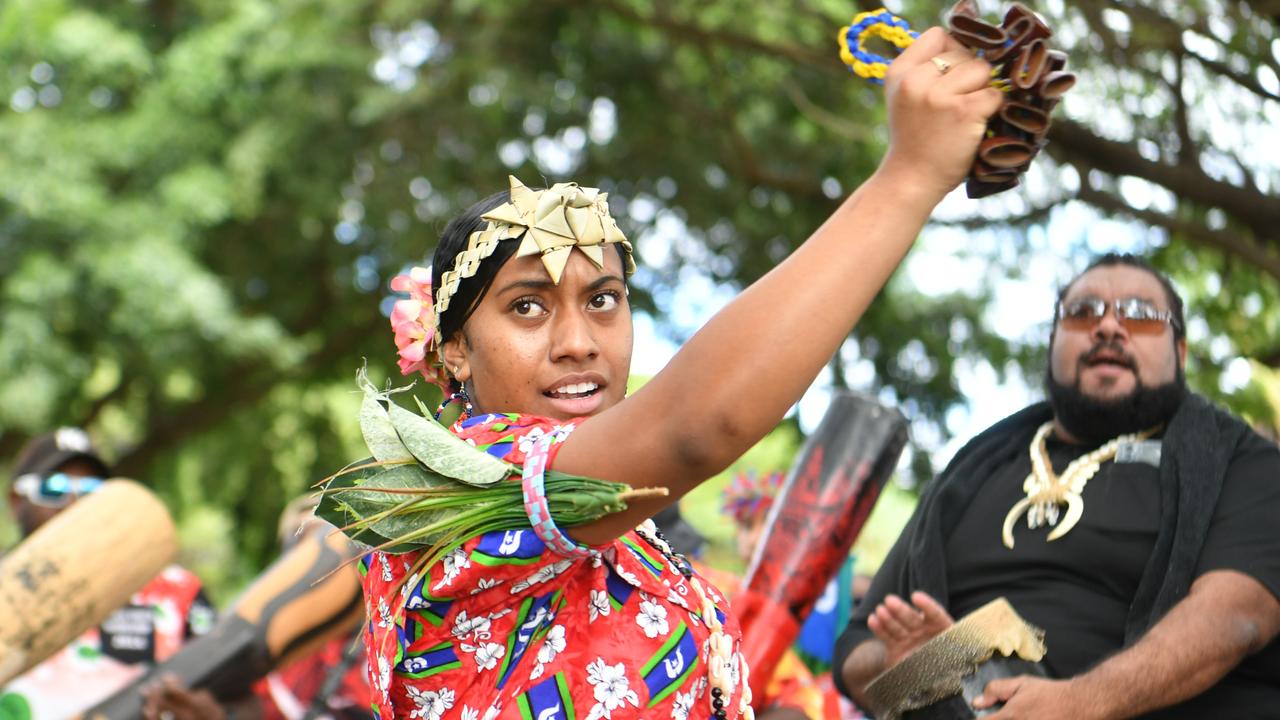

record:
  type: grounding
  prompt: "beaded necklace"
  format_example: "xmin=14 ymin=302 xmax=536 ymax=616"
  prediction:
xmin=635 ymin=519 xmax=756 ymax=720
xmin=1001 ymin=422 xmax=1158 ymax=549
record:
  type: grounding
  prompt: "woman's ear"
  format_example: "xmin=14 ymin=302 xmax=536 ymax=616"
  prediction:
xmin=440 ymin=333 xmax=470 ymax=383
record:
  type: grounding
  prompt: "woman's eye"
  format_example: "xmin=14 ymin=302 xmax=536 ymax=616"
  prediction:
xmin=588 ymin=292 xmax=620 ymax=311
xmin=513 ymin=298 xmax=548 ymax=317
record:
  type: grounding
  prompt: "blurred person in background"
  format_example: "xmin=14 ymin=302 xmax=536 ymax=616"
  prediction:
xmin=138 ymin=496 xmax=372 ymax=720
xmin=0 ymin=427 xmax=215 ymax=718
xmin=249 ymin=495 xmax=372 ymax=720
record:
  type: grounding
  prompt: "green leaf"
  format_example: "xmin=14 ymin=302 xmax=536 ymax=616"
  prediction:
xmin=359 ymin=379 xmax=414 ymax=464
xmin=343 ymin=464 xmax=456 ymax=542
xmin=315 ymin=458 xmax=400 ymax=549
xmin=386 ymin=398 xmax=514 ymax=486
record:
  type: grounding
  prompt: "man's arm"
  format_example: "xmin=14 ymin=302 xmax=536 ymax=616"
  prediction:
xmin=976 ymin=569 xmax=1280 ymax=719
xmin=843 ymin=637 xmax=889 ymax=708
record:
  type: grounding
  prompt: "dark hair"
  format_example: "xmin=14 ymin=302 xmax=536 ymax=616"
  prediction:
xmin=1055 ymin=252 xmax=1186 ymax=343
xmin=430 ymin=190 xmax=519 ymax=345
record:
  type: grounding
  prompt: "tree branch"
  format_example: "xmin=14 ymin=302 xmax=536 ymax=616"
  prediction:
xmin=782 ymin=82 xmax=873 ymax=142
xmin=1047 ymin=119 xmax=1280 ymax=243
xmin=932 ymin=198 xmax=1066 ymax=231
xmin=1076 ymin=183 xmax=1280 ymax=282
xmin=80 ymin=376 xmax=132 ymax=429
xmin=1186 ymin=48 xmax=1280 ymax=103
xmin=1112 ymin=1 xmax=1280 ymax=78
xmin=590 ymin=0 xmax=841 ymax=75
xmin=1172 ymin=53 xmax=1197 ymax=168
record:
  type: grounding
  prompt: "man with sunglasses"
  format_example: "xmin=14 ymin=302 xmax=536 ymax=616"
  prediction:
xmin=836 ymin=254 xmax=1280 ymax=717
xmin=1 ymin=427 xmax=215 ymax=718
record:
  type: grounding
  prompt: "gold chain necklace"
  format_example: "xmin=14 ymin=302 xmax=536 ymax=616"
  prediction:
xmin=1001 ymin=422 xmax=1156 ymax=549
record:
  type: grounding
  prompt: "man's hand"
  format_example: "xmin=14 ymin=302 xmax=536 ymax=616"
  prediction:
xmin=973 ymin=676 xmax=1094 ymax=720
xmin=866 ymin=590 xmax=954 ymax=666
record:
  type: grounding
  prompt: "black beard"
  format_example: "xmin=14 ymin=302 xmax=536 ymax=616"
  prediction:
xmin=1045 ymin=355 xmax=1187 ymax=446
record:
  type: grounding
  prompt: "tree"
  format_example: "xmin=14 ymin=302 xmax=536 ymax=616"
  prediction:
xmin=0 ymin=0 xmax=1274 ymax=595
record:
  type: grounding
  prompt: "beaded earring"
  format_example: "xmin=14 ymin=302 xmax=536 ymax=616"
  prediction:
xmin=434 ymin=384 xmax=474 ymax=421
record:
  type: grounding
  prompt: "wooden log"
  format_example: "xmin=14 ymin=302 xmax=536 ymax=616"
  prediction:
xmin=0 ymin=480 xmax=176 ymax=685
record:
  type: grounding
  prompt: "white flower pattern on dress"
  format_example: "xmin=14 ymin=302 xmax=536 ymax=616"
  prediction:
xmin=589 ymin=589 xmax=611 ymax=623
xmin=530 ymin=624 xmax=567 ymax=679
xmin=517 ymin=427 xmax=547 ymax=455
xmin=510 ymin=558 xmax=573 ymax=593
xmin=585 ymin=658 xmax=640 ymax=720
xmin=670 ymin=686 xmax=696 ymax=720
xmin=452 ymin=610 xmax=492 ymax=641
xmin=614 ymin=565 xmax=642 ymax=588
xmin=636 ymin=596 xmax=670 ymax=639
xmin=549 ymin=423 xmax=576 ymax=443
xmin=376 ymin=597 xmax=394 ymax=629
xmin=460 ymin=706 xmax=479 ymax=720
xmin=405 ymin=686 xmax=455 ymax=720
xmin=467 ymin=641 xmax=506 ymax=671
xmin=433 ymin=546 xmax=472 ymax=591
xmin=400 ymin=572 xmax=421 ymax=601
xmin=471 ymin=576 xmax=503 ymax=595
xmin=376 ymin=655 xmax=391 ymax=700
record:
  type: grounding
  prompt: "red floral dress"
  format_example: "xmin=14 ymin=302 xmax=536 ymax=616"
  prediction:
xmin=360 ymin=413 xmax=747 ymax=720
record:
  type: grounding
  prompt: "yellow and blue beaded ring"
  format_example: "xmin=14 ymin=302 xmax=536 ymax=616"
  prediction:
xmin=837 ymin=8 xmax=919 ymax=84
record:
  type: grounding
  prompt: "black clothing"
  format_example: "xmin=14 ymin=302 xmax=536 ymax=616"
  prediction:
xmin=945 ymin=434 xmax=1163 ymax=678
xmin=835 ymin=394 xmax=1280 ymax=714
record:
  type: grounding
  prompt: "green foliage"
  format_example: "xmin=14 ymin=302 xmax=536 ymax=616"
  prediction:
xmin=0 ymin=0 xmax=1275 ymax=598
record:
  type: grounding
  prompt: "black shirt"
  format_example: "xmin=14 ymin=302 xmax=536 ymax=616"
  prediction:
xmin=943 ymin=430 xmax=1280 ymax=715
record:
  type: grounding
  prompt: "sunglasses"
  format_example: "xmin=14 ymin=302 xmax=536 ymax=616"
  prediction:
xmin=1057 ymin=296 xmax=1180 ymax=335
xmin=12 ymin=472 xmax=105 ymax=508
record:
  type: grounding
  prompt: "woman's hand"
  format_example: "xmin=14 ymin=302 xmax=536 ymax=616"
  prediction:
xmin=878 ymin=27 xmax=1004 ymax=201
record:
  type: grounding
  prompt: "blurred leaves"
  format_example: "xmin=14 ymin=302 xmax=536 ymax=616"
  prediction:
xmin=0 ymin=0 xmax=1276 ymax=596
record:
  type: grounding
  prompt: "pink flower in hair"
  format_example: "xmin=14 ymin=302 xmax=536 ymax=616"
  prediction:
xmin=389 ymin=267 xmax=437 ymax=378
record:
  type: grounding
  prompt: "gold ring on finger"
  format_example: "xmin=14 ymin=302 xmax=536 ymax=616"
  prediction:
xmin=930 ymin=56 xmax=953 ymax=75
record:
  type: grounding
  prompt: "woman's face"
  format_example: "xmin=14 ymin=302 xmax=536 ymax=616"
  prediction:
xmin=441 ymin=248 xmax=633 ymax=420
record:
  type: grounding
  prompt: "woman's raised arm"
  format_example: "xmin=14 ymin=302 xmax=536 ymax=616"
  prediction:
xmin=557 ymin=28 xmax=1003 ymax=543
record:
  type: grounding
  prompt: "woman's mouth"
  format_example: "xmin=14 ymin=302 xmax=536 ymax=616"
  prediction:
xmin=541 ymin=379 xmax=608 ymax=417
xmin=544 ymin=382 xmax=600 ymax=400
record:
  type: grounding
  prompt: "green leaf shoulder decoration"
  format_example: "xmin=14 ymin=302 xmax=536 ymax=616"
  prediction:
xmin=317 ymin=369 xmax=665 ymax=575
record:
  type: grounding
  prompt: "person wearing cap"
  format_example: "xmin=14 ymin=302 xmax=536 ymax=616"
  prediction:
xmin=250 ymin=495 xmax=373 ymax=720
xmin=0 ymin=427 xmax=216 ymax=718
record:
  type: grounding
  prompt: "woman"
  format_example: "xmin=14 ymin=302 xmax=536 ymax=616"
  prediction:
xmin=360 ymin=28 xmax=1001 ymax=720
